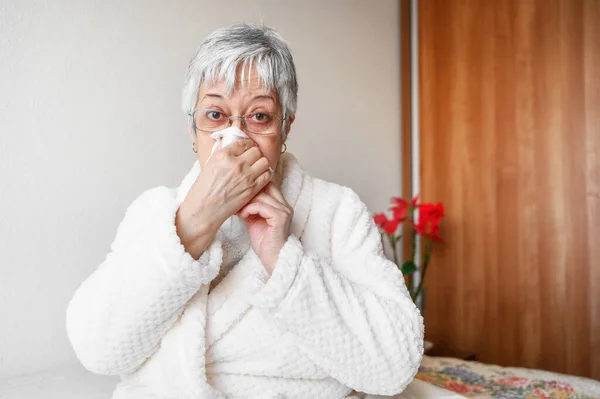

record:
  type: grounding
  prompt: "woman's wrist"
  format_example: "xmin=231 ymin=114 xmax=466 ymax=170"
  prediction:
xmin=175 ymin=202 xmax=221 ymax=260
xmin=192 ymin=199 xmax=225 ymax=233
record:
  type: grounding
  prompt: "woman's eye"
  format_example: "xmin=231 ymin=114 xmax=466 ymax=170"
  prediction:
xmin=206 ymin=111 xmax=223 ymax=121
xmin=250 ymin=113 xmax=271 ymax=123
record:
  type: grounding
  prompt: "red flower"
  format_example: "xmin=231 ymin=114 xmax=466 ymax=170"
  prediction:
xmin=414 ymin=202 xmax=445 ymax=241
xmin=390 ymin=197 xmax=409 ymax=221
xmin=383 ymin=218 xmax=400 ymax=234
xmin=390 ymin=195 xmax=420 ymax=221
xmin=421 ymin=202 xmax=444 ymax=222
xmin=373 ymin=212 xmax=401 ymax=234
xmin=373 ymin=213 xmax=388 ymax=228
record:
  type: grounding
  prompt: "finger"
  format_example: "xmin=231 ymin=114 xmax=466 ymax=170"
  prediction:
xmin=249 ymin=156 xmax=272 ymax=180
xmin=238 ymin=146 xmax=263 ymax=166
xmin=252 ymin=168 xmax=273 ymax=193
xmin=238 ymin=201 xmax=285 ymax=224
xmin=248 ymin=191 xmax=289 ymax=212
xmin=223 ymin=138 xmax=257 ymax=157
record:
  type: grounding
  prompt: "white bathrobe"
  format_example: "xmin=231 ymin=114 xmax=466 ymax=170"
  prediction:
xmin=65 ymin=153 xmax=426 ymax=399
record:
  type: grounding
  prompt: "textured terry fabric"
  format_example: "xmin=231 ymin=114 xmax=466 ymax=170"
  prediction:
xmin=209 ymin=215 xmax=250 ymax=293
xmin=65 ymin=185 xmax=223 ymax=375
xmin=65 ymin=152 xmax=424 ymax=399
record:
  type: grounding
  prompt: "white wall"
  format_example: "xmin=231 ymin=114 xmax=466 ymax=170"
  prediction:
xmin=0 ymin=0 xmax=401 ymax=378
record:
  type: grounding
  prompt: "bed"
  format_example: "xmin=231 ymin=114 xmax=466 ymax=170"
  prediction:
xmin=417 ymin=355 xmax=600 ymax=398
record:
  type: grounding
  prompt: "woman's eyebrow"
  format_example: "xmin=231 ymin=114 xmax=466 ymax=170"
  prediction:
xmin=252 ymin=94 xmax=275 ymax=102
xmin=201 ymin=93 xmax=224 ymax=101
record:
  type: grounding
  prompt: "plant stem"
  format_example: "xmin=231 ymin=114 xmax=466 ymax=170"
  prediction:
xmin=390 ymin=234 xmax=399 ymax=270
xmin=408 ymin=224 xmax=416 ymax=296
xmin=412 ymin=238 xmax=433 ymax=302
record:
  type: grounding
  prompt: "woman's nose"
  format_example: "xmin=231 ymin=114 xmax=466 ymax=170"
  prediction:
xmin=228 ymin=117 xmax=245 ymax=131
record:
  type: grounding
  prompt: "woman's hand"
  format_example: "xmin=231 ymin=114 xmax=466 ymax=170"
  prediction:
xmin=237 ymin=161 xmax=293 ymax=273
xmin=176 ymin=138 xmax=273 ymax=259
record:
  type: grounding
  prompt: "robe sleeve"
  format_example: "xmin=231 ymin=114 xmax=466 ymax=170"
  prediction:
xmin=65 ymin=186 xmax=222 ymax=375
xmin=248 ymin=187 xmax=424 ymax=396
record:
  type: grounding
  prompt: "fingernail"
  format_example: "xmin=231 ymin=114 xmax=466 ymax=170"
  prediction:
xmin=268 ymin=167 xmax=274 ymax=173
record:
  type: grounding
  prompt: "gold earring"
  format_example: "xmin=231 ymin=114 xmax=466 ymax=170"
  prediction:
xmin=192 ymin=142 xmax=197 ymax=153
xmin=281 ymin=142 xmax=287 ymax=154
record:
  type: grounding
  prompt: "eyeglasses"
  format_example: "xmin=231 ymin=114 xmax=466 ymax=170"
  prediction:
xmin=189 ymin=108 xmax=285 ymax=136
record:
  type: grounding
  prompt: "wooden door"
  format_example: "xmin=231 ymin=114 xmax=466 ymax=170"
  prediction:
xmin=419 ymin=0 xmax=600 ymax=378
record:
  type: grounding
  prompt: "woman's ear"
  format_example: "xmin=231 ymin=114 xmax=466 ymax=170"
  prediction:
xmin=187 ymin=120 xmax=196 ymax=141
xmin=284 ymin=114 xmax=296 ymax=140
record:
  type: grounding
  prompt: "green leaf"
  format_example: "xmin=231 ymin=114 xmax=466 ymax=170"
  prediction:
xmin=401 ymin=261 xmax=417 ymax=275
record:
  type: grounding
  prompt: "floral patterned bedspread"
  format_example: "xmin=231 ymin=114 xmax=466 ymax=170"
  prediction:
xmin=417 ymin=355 xmax=600 ymax=399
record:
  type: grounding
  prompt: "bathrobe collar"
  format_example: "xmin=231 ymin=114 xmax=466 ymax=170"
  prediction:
xmin=172 ymin=152 xmax=313 ymax=373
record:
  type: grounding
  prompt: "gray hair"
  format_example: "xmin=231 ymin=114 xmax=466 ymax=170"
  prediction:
xmin=181 ymin=24 xmax=298 ymax=137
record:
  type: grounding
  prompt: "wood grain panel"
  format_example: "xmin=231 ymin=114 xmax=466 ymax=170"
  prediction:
xmin=418 ymin=0 xmax=600 ymax=378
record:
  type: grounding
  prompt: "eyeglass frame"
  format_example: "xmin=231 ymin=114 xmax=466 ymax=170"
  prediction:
xmin=188 ymin=107 xmax=287 ymax=136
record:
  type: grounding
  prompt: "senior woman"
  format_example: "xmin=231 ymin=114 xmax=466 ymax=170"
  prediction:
xmin=66 ymin=24 xmax=425 ymax=399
